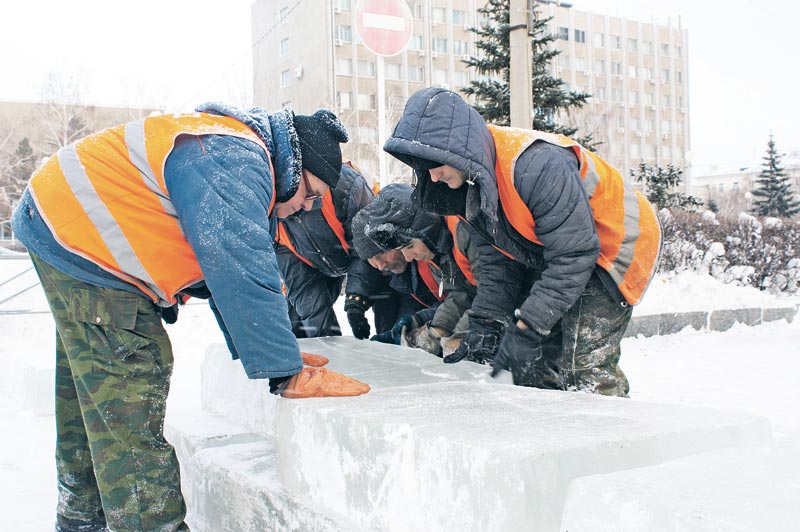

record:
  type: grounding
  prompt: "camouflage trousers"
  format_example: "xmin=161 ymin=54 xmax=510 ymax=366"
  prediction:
xmin=517 ymin=272 xmax=632 ymax=397
xmin=30 ymin=254 xmax=189 ymax=532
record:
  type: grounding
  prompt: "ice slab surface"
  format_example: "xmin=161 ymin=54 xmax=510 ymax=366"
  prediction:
xmin=200 ymin=337 xmax=772 ymax=532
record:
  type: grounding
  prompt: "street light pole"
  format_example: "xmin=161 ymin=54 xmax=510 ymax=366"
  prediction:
xmin=509 ymin=0 xmax=532 ymax=128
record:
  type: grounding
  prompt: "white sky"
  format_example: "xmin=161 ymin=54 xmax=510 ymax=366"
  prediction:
xmin=0 ymin=0 xmax=798 ymax=169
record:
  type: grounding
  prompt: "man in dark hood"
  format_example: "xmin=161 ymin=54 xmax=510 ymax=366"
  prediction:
xmin=383 ymin=88 xmax=662 ymax=397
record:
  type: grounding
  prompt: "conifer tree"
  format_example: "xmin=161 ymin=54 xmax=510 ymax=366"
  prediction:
xmin=631 ymin=162 xmax=703 ymax=211
xmin=751 ymin=135 xmax=800 ymax=218
xmin=462 ymin=0 xmax=590 ymax=141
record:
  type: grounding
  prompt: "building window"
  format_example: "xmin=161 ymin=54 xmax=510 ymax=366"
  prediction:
xmin=644 ymin=119 xmax=653 ymax=132
xmin=610 ymin=61 xmax=622 ymax=75
xmin=358 ymin=60 xmax=376 ymax=77
xmin=453 ymin=40 xmax=470 ymax=55
xmin=612 ymin=35 xmax=622 ymax=49
xmin=336 ymin=58 xmax=352 ymax=75
xmin=630 ymin=117 xmax=639 ymax=130
xmin=336 ymin=25 xmax=352 ymax=43
xmin=410 ymin=34 xmax=424 ymax=51
xmin=631 ymin=143 xmax=641 ymax=157
xmin=280 ymin=69 xmax=291 ymax=88
xmin=645 ymin=92 xmax=655 ymax=106
xmin=452 ymin=9 xmax=467 ymax=26
xmin=432 ymin=37 xmax=448 ymax=53
xmin=628 ymin=38 xmax=638 ymax=51
xmin=675 ymin=45 xmax=682 ymax=56
xmin=337 ymin=91 xmax=352 ymax=109
xmin=595 ymin=86 xmax=606 ymax=100
xmin=358 ymin=93 xmax=377 ymax=110
xmin=661 ymin=68 xmax=670 ymax=82
xmin=385 ymin=62 xmax=402 ymax=80
xmin=643 ymin=40 xmax=653 ymax=53
xmin=661 ymin=94 xmax=671 ymax=107
xmin=644 ymin=144 xmax=655 ymax=158
xmin=574 ymin=29 xmax=586 ymax=43
xmin=661 ymin=120 xmax=671 ymax=133
xmin=279 ymin=38 xmax=289 ymax=57
xmin=676 ymin=71 xmax=682 ymax=83
xmin=336 ymin=0 xmax=351 ymax=10
xmin=594 ymin=59 xmax=605 ymax=74
xmin=408 ymin=65 xmax=424 ymax=82
xmin=594 ymin=32 xmax=605 ymax=47
xmin=557 ymin=27 xmax=569 ymax=40
xmin=453 ymin=69 xmax=469 ymax=86
xmin=434 ymin=68 xmax=448 ymax=85
xmin=629 ymin=90 xmax=638 ymax=104
xmin=433 ymin=7 xmax=447 ymax=24
xmin=733 ymin=182 xmax=740 ymax=190
xmin=612 ymin=87 xmax=623 ymax=101
xmin=574 ymin=57 xmax=587 ymax=71
xmin=660 ymin=43 xmax=670 ymax=55
xmin=280 ymin=6 xmax=289 ymax=24
xmin=642 ymin=66 xmax=652 ymax=79
xmin=413 ymin=2 xmax=423 ymax=20
xmin=628 ymin=64 xmax=637 ymax=78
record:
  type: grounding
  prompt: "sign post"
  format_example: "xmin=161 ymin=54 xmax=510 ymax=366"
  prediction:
xmin=354 ymin=0 xmax=413 ymax=187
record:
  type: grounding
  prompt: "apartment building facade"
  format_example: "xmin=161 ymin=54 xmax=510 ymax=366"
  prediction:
xmin=252 ymin=0 xmax=689 ymax=185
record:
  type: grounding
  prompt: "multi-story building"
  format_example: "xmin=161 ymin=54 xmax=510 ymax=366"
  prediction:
xmin=252 ymin=0 xmax=689 ymax=185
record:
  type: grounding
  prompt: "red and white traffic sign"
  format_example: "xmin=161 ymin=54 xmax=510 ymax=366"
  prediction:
xmin=354 ymin=0 xmax=413 ymax=57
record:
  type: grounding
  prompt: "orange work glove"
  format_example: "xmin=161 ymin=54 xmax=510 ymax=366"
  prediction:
xmin=281 ymin=367 xmax=370 ymax=399
xmin=300 ymin=351 xmax=329 ymax=367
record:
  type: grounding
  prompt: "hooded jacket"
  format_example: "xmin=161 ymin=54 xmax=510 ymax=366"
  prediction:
xmin=13 ymin=103 xmax=305 ymax=379
xmin=384 ymin=87 xmax=660 ymax=335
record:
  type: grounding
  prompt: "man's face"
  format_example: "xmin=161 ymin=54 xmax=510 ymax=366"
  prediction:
xmin=429 ymin=165 xmax=467 ymax=189
xmin=368 ymin=249 xmax=408 ymax=274
xmin=273 ymin=169 xmax=329 ymax=219
xmin=399 ymin=238 xmax=434 ymax=262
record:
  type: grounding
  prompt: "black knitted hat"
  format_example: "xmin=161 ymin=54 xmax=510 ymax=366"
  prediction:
xmin=293 ymin=109 xmax=349 ymax=188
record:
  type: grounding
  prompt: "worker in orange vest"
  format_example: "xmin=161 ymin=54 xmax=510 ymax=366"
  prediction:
xmin=384 ymin=88 xmax=662 ymax=397
xmin=12 ymin=103 xmax=369 ymax=532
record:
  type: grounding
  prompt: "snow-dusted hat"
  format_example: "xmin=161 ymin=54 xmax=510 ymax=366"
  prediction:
xmin=293 ymin=109 xmax=349 ymax=189
xmin=352 ymin=183 xmax=443 ymax=260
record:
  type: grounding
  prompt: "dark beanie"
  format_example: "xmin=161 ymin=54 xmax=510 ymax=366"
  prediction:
xmin=293 ymin=109 xmax=349 ymax=189
xmin=352 ymin=183 xmax=442 ymax=260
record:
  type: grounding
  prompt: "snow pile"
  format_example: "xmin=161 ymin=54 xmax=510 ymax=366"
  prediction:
xmin=636 ymin=271 xmax=799 ymax=316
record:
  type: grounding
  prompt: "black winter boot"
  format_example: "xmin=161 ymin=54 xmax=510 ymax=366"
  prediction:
xmin=55 ymin=513 xmax=108 ymax=532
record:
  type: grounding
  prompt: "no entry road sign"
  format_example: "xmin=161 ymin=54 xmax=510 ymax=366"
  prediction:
xmin=354 ymin=0 xmax=413 ymax=57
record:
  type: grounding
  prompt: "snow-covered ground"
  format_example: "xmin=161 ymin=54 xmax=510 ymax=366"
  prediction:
xmin=1 ymin=255 xmax=799 ymax=530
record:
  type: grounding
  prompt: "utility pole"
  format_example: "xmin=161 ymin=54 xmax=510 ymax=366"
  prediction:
xmin=509 ymin=0 xmax=533 ymax=128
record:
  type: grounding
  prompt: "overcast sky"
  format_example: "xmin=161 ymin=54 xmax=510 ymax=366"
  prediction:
xmin=1 ymin=0 xmax=798 ymax=170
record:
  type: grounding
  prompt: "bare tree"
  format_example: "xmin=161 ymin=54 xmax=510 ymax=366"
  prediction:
xmin=36 ymin=72 xmax=91 ymax=151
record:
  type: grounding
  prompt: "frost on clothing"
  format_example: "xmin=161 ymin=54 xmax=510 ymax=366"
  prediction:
xmin=13 ymin=105 xmax=307 ymax=379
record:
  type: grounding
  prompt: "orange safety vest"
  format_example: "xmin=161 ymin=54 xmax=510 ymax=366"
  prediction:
xmin=444 ymin=216 xmax=477 ymax=286
xmin=487 ymin=125 xmax=661 ymax=305
xmin=416 ymin=259 xmax=446 ymax=305
xmin=29 ymin=113 xmax=274 ymax=305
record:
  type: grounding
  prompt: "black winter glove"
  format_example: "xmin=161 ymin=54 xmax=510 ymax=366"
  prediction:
xmin=491 ymin=326 xmax=563 ymax=388
xmin=344 ymin=294 xmax=371 ymax=339
xmin=371 ymin=313 xmax=417 ymax=345
xmin=443 ymin=314 xmax=505 ymax=364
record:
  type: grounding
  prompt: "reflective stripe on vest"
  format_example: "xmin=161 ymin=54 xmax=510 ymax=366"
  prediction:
xmin=416 ymin=260 xmax=446 ymax=302
xmin=486 ymin=125 xmax=661 ymax=305
xmin=29 ymin=113 xmax=274 ymax=305
xmin=444 ymin=216 xmax=477 ymax=286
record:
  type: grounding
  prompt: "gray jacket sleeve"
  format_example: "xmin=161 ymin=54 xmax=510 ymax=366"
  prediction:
xmin=429 ymin=222 xmax=480 ymax=333
xmin=515 ymin=142 xmax=600 ymax=334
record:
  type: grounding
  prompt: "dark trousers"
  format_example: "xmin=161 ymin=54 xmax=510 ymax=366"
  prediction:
xmin=518 ymin=272 xmax=632 ymax=397
xmin=31 ymin=254 xmax=189 ymax=531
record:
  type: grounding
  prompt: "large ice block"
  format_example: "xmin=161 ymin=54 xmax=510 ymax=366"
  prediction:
xmin=199 ymin=337 xmax=772 ymax=532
